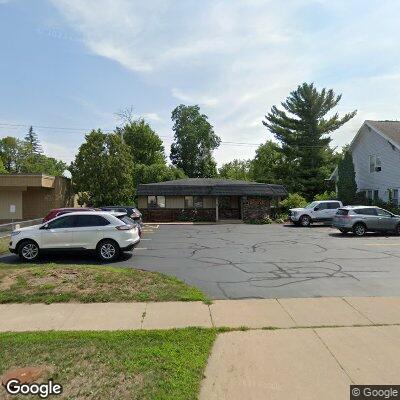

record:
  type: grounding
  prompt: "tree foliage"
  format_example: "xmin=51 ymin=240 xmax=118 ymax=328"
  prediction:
xmin=118 ymin=119 xmax=165 ymax=165
xmin=263 ymin=82 xmax=356 ymax=200
xmin=25 ymin=126 xmax=42 ymax=155
xmin=170 ymin=105 xmax=221 ymax=178
xmin=337 ymin=150 xmax=357 ymax=205
xmin=250 ymin=141 xmax=286 ymax=183
xmin=134 ymin=163 xmax=186 ymax=187
xmin=219 ymin=159 xmax=251 ymax=181
xmin=70 ymin=130 xmax=134 ymax=206
xmin=0 ymin=136 xmax=66 ymax=176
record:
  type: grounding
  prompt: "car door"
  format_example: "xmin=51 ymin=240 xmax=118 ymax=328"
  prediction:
xmin=40 ymin=215 xmax=76 ymax=249
xmin=312 ymin=202 xmax=329 ymax=221
xmin=327 ymin=202 xmax=341 ymax=220
xmin=361 ymin=208 xmax=380 ymax=230
xmin=72 ymin=215 xmax=111 ymax=249
xmin=376 ymin=208 xmax=397 ymax=231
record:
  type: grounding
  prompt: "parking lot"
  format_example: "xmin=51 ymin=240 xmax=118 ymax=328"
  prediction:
xmin=2 ymin=223 xmax=400 ymax=299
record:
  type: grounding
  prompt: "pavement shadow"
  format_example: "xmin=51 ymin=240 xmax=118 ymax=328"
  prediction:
xmin=0 ymin=251 xmax=134 ymax=266
xmin=283 ymin=224 xmax=332 ymax=229
xmin=328 ymin=232 xmax=397 ymax=238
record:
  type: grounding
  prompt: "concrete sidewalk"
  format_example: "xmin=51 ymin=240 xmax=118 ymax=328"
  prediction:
xmin=1 ymin=296 xmax=400 ymax=332
xmin=200 ymin=325 xmax=400 ymax=400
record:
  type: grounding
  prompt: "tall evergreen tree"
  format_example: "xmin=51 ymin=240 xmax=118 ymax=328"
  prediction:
xmin=170 ymin=105 xmax=221 ymax=178
xmin=263 ymin=83 xmax=356 ymax=199
xmin=337 ymin=150 xmax=357 ymax=205
xmin=25 ymin=126 xmax=42 ymax=154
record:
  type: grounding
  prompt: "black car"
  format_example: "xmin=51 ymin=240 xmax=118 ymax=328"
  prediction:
xmin=101 ymin=206 xmax=142 ymax=223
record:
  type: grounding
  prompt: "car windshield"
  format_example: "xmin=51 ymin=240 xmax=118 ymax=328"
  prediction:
xmin=305 ymin=202 xmax=318 ymax=209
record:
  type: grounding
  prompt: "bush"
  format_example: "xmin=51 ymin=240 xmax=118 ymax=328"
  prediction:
xmin=314 ymin=190 xmax=337 ymax=201
xmin=245 ymin=217 xmax=272 ymax=225
xmin=279 ymin=193 xmax=307 ymax=212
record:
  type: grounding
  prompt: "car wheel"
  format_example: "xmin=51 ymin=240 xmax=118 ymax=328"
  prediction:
xmin=299 ymin=215 xmax=311 ymax=227
xmin=97 ymin=239 xmax=120 ymax=262
xmin=339 ymin=228 xmax=349 ymax=234
xmin=396 ymin=224 xmax=400 ymax=236
xmin=18 ymin=240 xmax=40 ymax=262
xmin=353 ymin=223 xmax=366 ymax=237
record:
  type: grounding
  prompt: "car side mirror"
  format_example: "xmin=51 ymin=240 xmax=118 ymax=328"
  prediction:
xmin=40 ymin=224 xmax=49 ymax=230
xmin=314 ymin=207 xmax=320 ymax=211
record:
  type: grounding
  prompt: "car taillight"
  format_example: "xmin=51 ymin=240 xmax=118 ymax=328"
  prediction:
xmin=116 ymin=225 xmax=134 ymax=230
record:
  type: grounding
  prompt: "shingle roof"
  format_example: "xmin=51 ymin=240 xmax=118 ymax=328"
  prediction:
xmin=137 ymin=178 xmax=287 ymax=197
xmin=365 ymin=120 xmax=400 ymax=148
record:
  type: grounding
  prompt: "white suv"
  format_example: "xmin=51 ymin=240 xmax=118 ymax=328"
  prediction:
xmin=289 ymin=200 xmax=343 ymax=227
xmin=9 ymin=212 xmax=141 ymax=262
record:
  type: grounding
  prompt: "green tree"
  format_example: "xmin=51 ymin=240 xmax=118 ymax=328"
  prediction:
xmin=118 ymin=119 xmax=165 ymax=165
xmin=134 ymin=163 xmax=186 ymax=187
xmin=0 ymin=157 xmax=7 ymax=174
xmin=21 ymin=154 xmax=67 ymax=176
xmin=219 ymin=159 xmax=251 ymax=181
xmin=25 ymin=126 xmax=42 ymax=155
xmin=263 ymin=83 xmax=356 ymax=199
xmin=250 ymin=140 xmax=286 ymax=183
xmin=0 ymin=136 xmax=27 ymax=172
xmin=337 ymin=150 xmax=357 ymax=205
xmin=70 ymin=130 xmax=134 ymax=206
xmin=170 ymin=105 xmax=221 ymax=177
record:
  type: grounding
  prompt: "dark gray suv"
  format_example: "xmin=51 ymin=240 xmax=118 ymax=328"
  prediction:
xmin=332 ymin=206 xmax=400 ymax=236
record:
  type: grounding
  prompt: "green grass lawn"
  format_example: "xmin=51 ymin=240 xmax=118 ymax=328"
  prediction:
xmin=0 ymin=263 xmax=207 ymax=303
xmin=0 ymin=328 xmax=216 ymax=400
xmin=0 ymin=236 xmax=9 ymax=254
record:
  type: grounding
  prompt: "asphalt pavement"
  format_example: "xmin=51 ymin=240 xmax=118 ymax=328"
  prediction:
xmin=2 ymin=223 xmax=400 ymax=299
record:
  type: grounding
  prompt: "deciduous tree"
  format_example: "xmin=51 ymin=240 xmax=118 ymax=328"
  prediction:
xmin=219 ymin=159 xmax=251 ymax=181
xmin=170 ymin=105 xmax=221 ymax=178
xmin=70 ymin=130 xmax=134 ymax=206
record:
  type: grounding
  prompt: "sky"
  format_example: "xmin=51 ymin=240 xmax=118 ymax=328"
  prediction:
xmin=1 ymin=0 xmax=400 ymax=167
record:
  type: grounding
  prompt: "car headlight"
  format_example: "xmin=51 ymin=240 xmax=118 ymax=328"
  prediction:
xmin=11 ymin=231 xmax=21 ymax=237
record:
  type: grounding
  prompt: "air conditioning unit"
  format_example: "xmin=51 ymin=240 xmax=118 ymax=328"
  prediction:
xmin=375 ymin=166 xmax=382 ymax=172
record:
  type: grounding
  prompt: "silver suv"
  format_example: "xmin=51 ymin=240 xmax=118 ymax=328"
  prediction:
xmin=332 ymin=206 xmax=400 ymax=236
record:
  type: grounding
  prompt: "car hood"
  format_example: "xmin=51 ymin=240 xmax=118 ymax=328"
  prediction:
xmin=14 ymin=224 xmax=43 ymax=232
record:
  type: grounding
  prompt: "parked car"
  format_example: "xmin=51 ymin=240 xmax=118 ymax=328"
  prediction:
xmin=332 ymin=206 xmax=400 ymax=236
xmin=101 ymin=206 xmax=142 ymax=223
xmin=289 ymin=200 xmax=343 ymax=227
xmin=10 ymin=211 xmax=141 ymax=262
xmin=43 ymin=207 xmax=96 ymax=223
xmin=106 ymin=211 xmax=143 ymax=237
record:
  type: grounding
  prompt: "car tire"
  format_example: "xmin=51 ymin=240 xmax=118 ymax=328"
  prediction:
xmin=339 ymin=228 xmax=349 ymax=234
xmin=97 ymin=239 xmax=120 ymax=262
xmin=395 ymin=224 xmax=400 ymax=236
xmin=353 ymin=223 xmax=366 ymax=237
xmin=299 ymin=215 xmax=311 ymax=227
xmin=18 ymin=240 xmax=40 ymax=262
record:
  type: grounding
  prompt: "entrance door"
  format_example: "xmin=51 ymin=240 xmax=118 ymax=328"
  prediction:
xmin=218 ymin=196 xmax=240 ymax=219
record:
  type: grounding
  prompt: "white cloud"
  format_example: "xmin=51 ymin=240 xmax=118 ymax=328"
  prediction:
xmin=51 ymin=0 xmax=400 ymax=165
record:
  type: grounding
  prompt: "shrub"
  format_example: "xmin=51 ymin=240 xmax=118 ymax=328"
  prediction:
xmin=314 ymin=190 xmax=337 ymax=201
xmin=245 ymin=217 xmax=272 ymax=225
xmin=279 ymin=193 xmax=307 ymax=212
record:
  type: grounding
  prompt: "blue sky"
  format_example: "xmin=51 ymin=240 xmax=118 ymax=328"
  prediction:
xmin=1 ymin=0 xmax=400 ymax=166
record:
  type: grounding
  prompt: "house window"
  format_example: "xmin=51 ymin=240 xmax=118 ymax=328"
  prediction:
xmin=366 ymin=190 xmax=373 ymax=200
xmin=147 ymin=195 xmax=166 ymax=208
xmin=374 ymin=190 xmax=379 ymax=200
xmin=393 ymin=189 xmax=399 ymax=206
xmin=184 ymin=196 xmax=194 ymax=208
xmin=369 ymin=155 xmax=382 ymax=173
xmin=194 ymin=196 xmax=203 ymax=208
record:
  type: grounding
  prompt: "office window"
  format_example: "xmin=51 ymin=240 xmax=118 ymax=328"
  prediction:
xmin=194 ymin=196 xmax=203 ymax=208
xmin=148 ymin=196 xmax=166 ymax=208
xmin=184 ymin=196 xmax=193 ymax=208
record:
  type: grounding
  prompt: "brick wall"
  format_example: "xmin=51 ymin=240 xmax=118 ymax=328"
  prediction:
xmin=242 ymin=196 xmax=271 ymax=222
